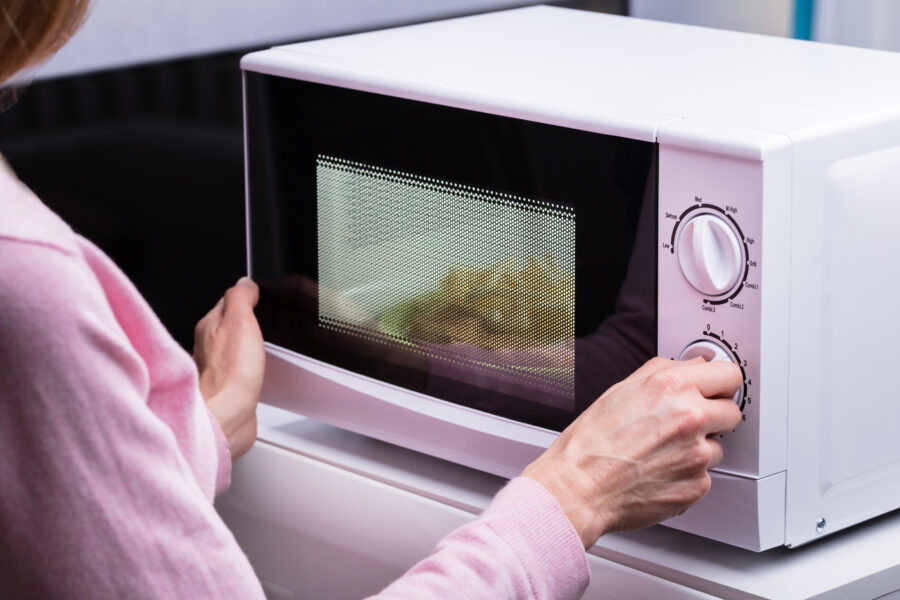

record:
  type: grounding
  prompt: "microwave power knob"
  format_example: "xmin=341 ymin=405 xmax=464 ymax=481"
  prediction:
xmin=676 ymin=214 xmax=744 ymax=297
xmin=678 ymin=340 xmax=743 ymax=405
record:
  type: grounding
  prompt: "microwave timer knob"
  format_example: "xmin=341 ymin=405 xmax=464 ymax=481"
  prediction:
xmin=676 ymin=213 xmax=745 ymax=297
xmin=678 ymin=340 xmax=744 ymax=407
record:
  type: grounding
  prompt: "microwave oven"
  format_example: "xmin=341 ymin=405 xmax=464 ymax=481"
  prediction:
xmin=241 ymin=6 xmax=900 ymax=552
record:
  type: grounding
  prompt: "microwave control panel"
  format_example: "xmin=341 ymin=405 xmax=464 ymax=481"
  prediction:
xmin=657 ymin=144 xmax=763 ymax=478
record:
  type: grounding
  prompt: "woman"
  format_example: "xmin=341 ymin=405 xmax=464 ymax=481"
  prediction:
xmin=0 ymin=2 xmax=741 ymax=598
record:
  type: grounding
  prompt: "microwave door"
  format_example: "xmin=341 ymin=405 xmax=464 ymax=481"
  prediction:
xmin=247 ymin=74 xmax=657 ymax=433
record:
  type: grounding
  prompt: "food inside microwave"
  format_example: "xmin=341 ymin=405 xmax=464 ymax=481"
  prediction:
xmin=379 ymin=254 xmax=575 ymax=350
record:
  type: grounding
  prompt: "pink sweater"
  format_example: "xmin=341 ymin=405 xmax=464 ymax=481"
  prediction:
xmin=0 ymin=168 xmax=589 ymax=599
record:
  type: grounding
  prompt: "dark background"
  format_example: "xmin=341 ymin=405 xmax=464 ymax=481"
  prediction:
xmin=0 ymin=0 xmax=626 ymax=350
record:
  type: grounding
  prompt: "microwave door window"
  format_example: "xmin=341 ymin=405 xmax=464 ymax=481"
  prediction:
xmin=247 ymin=74 xmax=656 ymax=432
xmin=317 ymin=156 xmax=577 ymax=412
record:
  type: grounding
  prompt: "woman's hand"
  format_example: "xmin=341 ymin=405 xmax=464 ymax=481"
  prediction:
xmin=193 ymin=277 xmax=265 ymax=461
xmin=521 ymin=356 xmax=742 ymax=549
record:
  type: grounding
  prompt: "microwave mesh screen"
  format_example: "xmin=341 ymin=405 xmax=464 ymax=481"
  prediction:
xmin=316 ymin=155 xmax=577 ymax=403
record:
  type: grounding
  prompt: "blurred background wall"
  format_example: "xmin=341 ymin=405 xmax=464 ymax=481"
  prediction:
xmin=631 ymin=0 xmax=792 ymax=37
xmin=31 ymin=0 xmax=553 ymax=81
xmin=814 ymin=0 xmax=900 ymax=52
xmin=631 ymin=0 xmax=900 ymax=47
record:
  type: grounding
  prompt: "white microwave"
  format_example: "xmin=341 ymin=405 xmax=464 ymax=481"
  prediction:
xmin=241 ymin=6 xmax=900 ymax=552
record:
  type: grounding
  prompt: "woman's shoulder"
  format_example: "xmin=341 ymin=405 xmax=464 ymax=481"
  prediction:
xmin=0 ymin=166 xmax=78 ymax=257
xmin=0 ymin=231 xmax=96 ymax=340
xmin=0 ymin=209 xmax=151 ymax=398
xmin=0 ymin=167 xmax=100 ymax=340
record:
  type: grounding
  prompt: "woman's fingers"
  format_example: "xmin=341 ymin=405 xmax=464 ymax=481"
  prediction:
xmin=223 ymin=277 xmax=259 ymax=318
xmin=625 ymin=355 xmax=742 ymax=400
xmin=705 ymin=437 xmax=725 ymax=469
xmin=195 ymin=276 xmax=266 ymax=461
xmin=677 ymin=359 xmax=743 ymax=399
xmin=196 ymin=296 xmax=224 ymax=329
xmin=619 ymin=355 xmax=704 ymax=386
xmin=701 ymin=397 xmax=742 ymax=436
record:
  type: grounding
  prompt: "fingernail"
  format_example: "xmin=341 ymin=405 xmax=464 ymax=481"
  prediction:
xmin=236 ymin=276 xmax=253 ymax=287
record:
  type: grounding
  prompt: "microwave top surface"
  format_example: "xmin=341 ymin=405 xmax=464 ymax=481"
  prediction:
xmin=242 ymin=5 xmax=900 ymax=142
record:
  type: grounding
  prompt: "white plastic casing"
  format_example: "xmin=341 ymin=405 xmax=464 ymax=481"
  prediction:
xmin=656 ymin=136 xmax=791 ymax=551
xmin=659 ymin=143 xmax=766 ymax=477
xmin=785 ymin=121 xmax=900 ymax=549
xmin=242 ymin=6 xmax=900 ymax=551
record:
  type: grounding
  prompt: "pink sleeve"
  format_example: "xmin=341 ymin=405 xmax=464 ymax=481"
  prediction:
xmin=76 ymin=237 xmax=233 ymax=499
xmin=0 ymin=241 xmax=264 ymax=599
xmin=369 ymin=477 xmax=591 ymax=600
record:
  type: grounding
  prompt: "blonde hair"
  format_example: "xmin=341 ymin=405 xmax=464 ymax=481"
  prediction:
xmin=0 ymin=0 xmax=89 ymax=84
